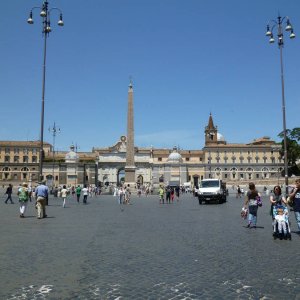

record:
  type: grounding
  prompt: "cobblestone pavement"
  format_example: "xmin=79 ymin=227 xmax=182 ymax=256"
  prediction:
xmin=0 ymin=192 xmax=299 ymax=299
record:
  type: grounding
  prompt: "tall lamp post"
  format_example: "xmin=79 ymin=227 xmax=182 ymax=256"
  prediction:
xmin=48 ymin=122 xmax=60 ymax=187
xmin=265 ymin=15 xmax=296 ymax=194
xmin=27 ymin=1 xmax=64 ymax=182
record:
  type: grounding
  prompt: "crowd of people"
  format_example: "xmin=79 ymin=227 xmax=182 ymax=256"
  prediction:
xmin=3 ymin=182 xmax=101 ymax=219
xmin=2 ymin=179 xmax=300 ymax=237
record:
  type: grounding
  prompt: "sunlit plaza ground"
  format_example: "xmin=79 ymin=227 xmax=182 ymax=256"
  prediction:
xmin=0 ymin=190 xmax=299 ymax=299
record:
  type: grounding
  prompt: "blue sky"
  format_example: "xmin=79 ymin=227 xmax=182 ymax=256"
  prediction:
xmin=1 ymin=0 xmax=299 ymax=152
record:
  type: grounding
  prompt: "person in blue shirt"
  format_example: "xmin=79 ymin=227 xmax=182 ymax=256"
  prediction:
xmin=35 ymin=181 xmax=48 ymax=219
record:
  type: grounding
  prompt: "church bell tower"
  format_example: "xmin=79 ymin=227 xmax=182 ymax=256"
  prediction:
xmin=205 ymin=113 xmax=218 ymax=145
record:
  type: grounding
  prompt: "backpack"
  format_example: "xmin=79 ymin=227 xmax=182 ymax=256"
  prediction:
xmin=19 ymin=188 xmax=29 ymax=201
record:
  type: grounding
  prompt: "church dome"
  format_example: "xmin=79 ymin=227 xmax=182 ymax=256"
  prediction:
xmin=168 ymin=146 xmax=182 ymax=163
xmin=217 ymin=132 xmax=225 ymax=142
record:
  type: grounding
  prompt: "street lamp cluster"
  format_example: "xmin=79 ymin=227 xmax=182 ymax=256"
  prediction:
xmin=27 ymin=1 xmax=64 ymax=182
xmin=265 ymin=15 xmax=296 ymax=194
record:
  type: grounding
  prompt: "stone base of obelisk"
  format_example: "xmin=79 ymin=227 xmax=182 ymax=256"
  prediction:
xmin=125 ymin=168 xmax=136 ymax=188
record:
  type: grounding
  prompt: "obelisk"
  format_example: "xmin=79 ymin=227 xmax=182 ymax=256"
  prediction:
xmin=125 ymin=80 xmax=136 ymax=185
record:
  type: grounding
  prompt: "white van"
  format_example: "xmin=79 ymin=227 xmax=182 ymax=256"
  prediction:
xmin=197 ymin=179 xmax=227 ymax=204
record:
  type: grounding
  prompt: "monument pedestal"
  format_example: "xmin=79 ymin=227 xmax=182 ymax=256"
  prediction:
xmin=125 ymin=166 xmax=136 ymax=186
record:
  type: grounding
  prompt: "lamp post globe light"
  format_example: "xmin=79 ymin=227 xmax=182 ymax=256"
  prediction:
xmin=27 ymin=1 xmax=64 ymax=182
xmin=265 ymin=15 xmax=295 ymax=195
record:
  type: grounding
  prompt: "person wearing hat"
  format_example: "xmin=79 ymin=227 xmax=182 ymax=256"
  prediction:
xmin=17 ymin=182 xmax=29 ymax=218
xmin=35 ymin=181 xmax=48 ymax=219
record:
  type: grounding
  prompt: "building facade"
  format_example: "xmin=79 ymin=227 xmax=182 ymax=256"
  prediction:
xmin=0 ymin=114 xmax=284 ymax=188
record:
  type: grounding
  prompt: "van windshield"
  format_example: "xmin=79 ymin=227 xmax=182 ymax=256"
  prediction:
xmin=200 ymin=181 xmax=220 ymax=188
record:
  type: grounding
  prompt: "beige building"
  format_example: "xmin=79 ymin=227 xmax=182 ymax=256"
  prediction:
xmin=0 ymin=141 xmax=51 ymax=183
xmin=0 ymin=114 xmax=284 ymax=188
xmin=203 ymin=114 xmax=283 ymax=182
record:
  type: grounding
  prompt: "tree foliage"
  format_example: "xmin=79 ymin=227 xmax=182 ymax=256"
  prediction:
xmin=278 ymin=127 xmax=300 ymax=166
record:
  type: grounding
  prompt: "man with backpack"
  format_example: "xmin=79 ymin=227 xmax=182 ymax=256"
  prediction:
xmin=18 ymin=182 xmax=29 ymax=218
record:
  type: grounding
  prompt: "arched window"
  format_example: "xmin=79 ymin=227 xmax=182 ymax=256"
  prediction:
xmin=262 ymin=167 xmax=269 ymax=179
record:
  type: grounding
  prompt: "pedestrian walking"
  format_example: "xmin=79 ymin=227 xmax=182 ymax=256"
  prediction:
xmin=175 ymin=186 xmax=180 ymax=200
xmin=170 ymin=187 xmax=175 ymax=202
xmin=236 ymin=185 xmax=242 ymax=198
xmin=27 ymin=185 xmax=32 ymax=202
xmin=76 ymin=185 xmax=81 ymax=203
xmin=269 ymin=186 xmax=287 ymax=219
xmin=159 ymin=186 xmax=165 ymax=204
xmin=4 ymin=184 xmax=14 ymax=204
xmin=166 ymin=186 xmax=171 ymax=204
xmin=288 ymin=178 xmax=300 ymax=233
xmin=35 ymin=181 xmax=48 ymax=219
xmin=61 ymin=185 xmax=68 ymax=208
xmin=125 ymin=185 xmax=131 ymax=204
xmin=118 ymin=187 xmax=125 ymax=204
xmin=18 ymin=182 xmax=29 ymax=218
xmin=82 ymin=184 xmax=88 ymax=204
xmin=243 ymin=182 xmax=261 ymax=228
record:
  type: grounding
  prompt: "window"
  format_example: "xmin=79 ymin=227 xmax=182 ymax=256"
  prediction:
xmin=5 ymin=148 xmax=10 ymax=154
xmin=199 ymin=157 xmax=202 ymax=161
xmin=185 ymin=157 xmax=190 ymax=161
xmin=5 ymin=156 xmax=10 ymax=163
xmin=158 ymin=157 xmax=162 ymax=161
xmin=224 ymin=173 xmax=228 ymax=179
xmin=14 ymin=148 xmax=19 ymax=154
xmin=23 ymin=156 xmax=29 ymax=163
xmin=23 ymin=148 xmax=28 ymax=154
xmin=14 ymin=174 xmax=18 ymax=180
xmin=256 ymin=174 xmax=259 ymax=179
xmin=33 ymin=148 xmax=37 ymax=154
xmin=14 ymin=156 xmax=19 ymax=163
xmin=32 ymin=156 xmax=37 ymax=163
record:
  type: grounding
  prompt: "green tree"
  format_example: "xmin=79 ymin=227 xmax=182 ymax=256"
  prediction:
xmin=278 ymin=128 xmax=300 ymax=166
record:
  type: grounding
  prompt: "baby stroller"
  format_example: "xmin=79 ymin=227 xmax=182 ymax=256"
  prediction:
xmin=272 ymin=204 xmax=292 ymax=240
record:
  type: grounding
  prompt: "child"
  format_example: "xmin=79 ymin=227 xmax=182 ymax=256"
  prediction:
xmin=273 ymin=204 xmax=289 ymax=239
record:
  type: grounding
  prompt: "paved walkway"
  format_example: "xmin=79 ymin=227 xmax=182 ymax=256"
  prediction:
xmin=0 ymin=193 xmax=299 ymax=299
